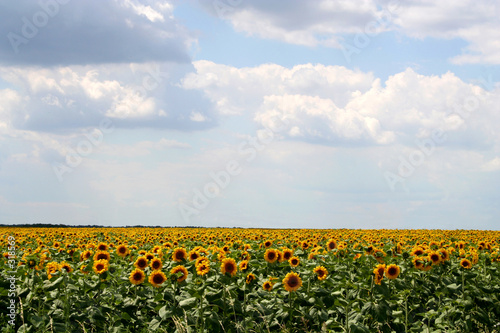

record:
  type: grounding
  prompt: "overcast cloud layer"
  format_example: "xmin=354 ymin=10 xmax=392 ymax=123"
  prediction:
xmin=0 ymin=0 xmax=499 ymax=229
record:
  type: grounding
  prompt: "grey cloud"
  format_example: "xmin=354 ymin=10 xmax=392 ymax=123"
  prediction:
xmin=0 ymin=1 xmax=191 ymax=66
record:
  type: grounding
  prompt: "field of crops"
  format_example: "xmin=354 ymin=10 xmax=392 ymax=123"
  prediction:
xmin=1 ymin=227 xmax=500 ymax=332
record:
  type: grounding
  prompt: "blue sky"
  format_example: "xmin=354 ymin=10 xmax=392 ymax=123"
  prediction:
xmin=0 ymin=0 xmax=499 ymax=229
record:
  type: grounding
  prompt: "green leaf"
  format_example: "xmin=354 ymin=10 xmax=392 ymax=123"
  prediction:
xmin=179 ymin=297 xmax=197 ymax=308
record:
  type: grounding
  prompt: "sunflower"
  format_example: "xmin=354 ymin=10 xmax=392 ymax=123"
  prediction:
xmin=149 ymin=270 xmax=167 ymax=287
xmin=411 ymin=247 xmax=425 ymax=257
xmin=246 ymin=273 xmax=256 ymax=284
xmin=59 ymin=261 xmax=73 ymax=273
xmin=460 ymin=258 xmax=472 ymax=269
xmin=438 ymin=248 xmax=450 ymax=261
xmin=134 ymin=256 xmax=149 ymax=270
xmin=195 ymin=256 xmax=209 ymax=267
xmin=413 ymin=256 xmax=424 ymax=270
xmin=116 ymin=245 xmax=129 ymax=258
xmin=172 ymin=248 xmax=187 ymax=262
xmin=46 ymin=262 xmax=60 ymax=279
xmin=241 ymin=251 xmax=251 ymax=261
xmin=221 ymin=258 xmax=238 ymax=276
xmin=264 ymin=240 xmax=272 ymax=248
xmin=289 ymin=256 xmax=300 ymax=268
xmin=313 ymin=266 xmax=328 ymax=280
xmin=282 ymin=248 xmax=293 ymax=261
xmin=145 ymin=252 xmax=155 ymax=261
xmin=239 ymin=260 xmax=249 ymax=271
xmin=93 ymin=251 xmax=110 ymax=262
xmin=150 ymin=258 xmax=162 ymax=271
xmin=196 ymin=262 xmax=210 ymax=276
xmin=93 ymin=259 xmax=109 ymax=275
xmin=385 ymin=264 xmax=400 ymax=279
xmin=129 ymin=268 xmax=145 ymax=285
xmin=188 ymin=250 xmax=199 ymax=261
xmin=263 ymin=280 xmax=273 ymax=291
xmin=97 ymin=242 xmax=108 ymax=252
xmin=373 ymin=264 xmax=385 ymax=285
xmin=170 ymin=265 xmax=189 ymax=282
xmin=264 ymin=249 xmax=278 ymax=263
xmin=138 ymin=250 xmax=147 ymax=256
xmin=283 ymin=272 xmax=302 ymax=292
xmin=326 ymin=239 xmax=337 ymax=251
xmin=428 ymin=251 xmax=441 ymax=265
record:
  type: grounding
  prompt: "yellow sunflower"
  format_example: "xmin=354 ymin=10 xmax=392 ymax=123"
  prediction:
xmin=313 ymin=266 xmax=328 ymax=280
xmin=239 ymin=260 xmax=249 ymax=271
xmin=134 ymin=256 xmax=149 ymax=270
xmin=129 ymin=268 xmax=146 ymax=285
xmin=428 ymin=251 xmax=441 ymax=265
xmin=263 ymin=280 xmax=273 ymax=291
xmin=246 ymin=273 xmax=256 ymax=284
xmin=93 ymin=250 xmax=110 ymax=262
xmin=150 ymin=258 xmax=162 ymax=271
xmin=196 ymin=262 xmax=210 ymax=276
xmin=221 ymin=258 xmax=238 ymax=276
xmin=59 ymin=261 xmax=73 ymax=273
xmin=385 ymin=264 xmax=400 ymax=279
xmin=326 ymin=239 xmax=337 ymax=251
xmin=264 ymin=249 xmax=278 ymax=263
xmin=289 ymin=256 xmax=300 ymax=268
xmin=282 ymin=248 xmax=293 ymax=261
xmin=149 ymin=270 xmax=167 ymax=287
xmin=172 ymin=248 xmax=187 ymax=262
xmin=96 ymin=242 xmax=108 ymax=252
xmin=460 ymin=258 xmax=472 ymax=269
xmin=93 ymin=259 xmax=109 ymax=275
xmin=170 ymin=265 xmax=189 ymax=282
xmin=116 ymin=245 xmax=129 ymax=258
xmin=283 ymin=272 xmax=302 ymax=292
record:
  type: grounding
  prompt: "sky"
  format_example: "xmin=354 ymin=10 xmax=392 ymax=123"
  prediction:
xmin=0 ymin=0 xmax=499 ymax=229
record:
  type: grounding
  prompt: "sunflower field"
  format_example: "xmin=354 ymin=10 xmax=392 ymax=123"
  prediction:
xmin=1 ymin=227 xmax=500 ymax=332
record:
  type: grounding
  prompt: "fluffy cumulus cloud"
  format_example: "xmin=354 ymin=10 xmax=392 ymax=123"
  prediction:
xmin=200 ymin=0 xmax=500 ymax=64
xmin=0 ymin=0 xmax=192 ymax=65
xmin=0 ymin=62 xmax=215 ymax=132
xmin=183 ymin=61 xmax=500 ymax=147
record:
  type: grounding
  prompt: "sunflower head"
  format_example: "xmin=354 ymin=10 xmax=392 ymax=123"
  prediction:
xmin=283 ymin=272 xmax=302 ymax=292
xmin=150 ymin=258 xmax=162 ymax=271
xmin=263 ymin=280 xmax=273 ymax=291
xmin=246 ymin=273 xmax=256 ymax=284
xmin=170 ymin=265 xmax=189 ymax=282
xmin=196 ymin=262 xmax=210 ymax=276
xmin=326 ymin=239 xmax=337 ymax=251
xmin=148 ymin=270 xmax=167 ymax=287
xmin=93 ymin=251 xmax=110 ymax=262
xmin=239 ymin=260 xmax=248 ymax=271
xmin=116 ymin=245 xmax=129 ymax=258
xmin=460 ymin=258 xmax=472 ymax=269
xmin=313 ymin=266 xmax=328 ymax=280
xmin=93 ymin=259 xmax=109 ymax=275
xmin=264 ymin=249 xmax=278 ymax=263
xmin=172 ymin=248 xmax=187 ymax=262
xmin=289 ymin=256 xmax=300 ymax=268
xmin=60 ymin=261 xmax=73 ymax=273
xmin=282 ymin=248 xmax=293 ymax=261
xmin=134 ymin=256 xmax=149 ymax=270
xmin=385 ymin=264 xmax=400 ymax=279
xmin=188 ymin=250 xmax=199 ymax=261
xmin=97 ymin=242 xmax=108 ymax=252
xmin=221 ymin=258 xmax=237 ymax=276
xmin=129 ymin=268 xmax=145 ymax=285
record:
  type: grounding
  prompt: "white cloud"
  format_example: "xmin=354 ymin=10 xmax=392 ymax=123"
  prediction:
xmin=0 ymin=62 xmax=215 ymax=131
xmin=200 ymin=0 xmax=500 ymax=64
xmin=183 ymin=61 xmax=500 ymax=147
